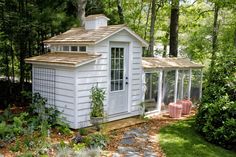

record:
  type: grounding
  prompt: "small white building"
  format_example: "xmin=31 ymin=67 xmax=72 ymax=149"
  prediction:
xmin=26 ymin=14 xmax=204 ymax=129
xmin=25 ymin=14 xmax=149 ymax=129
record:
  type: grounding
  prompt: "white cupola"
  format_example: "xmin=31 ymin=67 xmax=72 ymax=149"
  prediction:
xmin=85 ymin=14 xmax=110 ymax=30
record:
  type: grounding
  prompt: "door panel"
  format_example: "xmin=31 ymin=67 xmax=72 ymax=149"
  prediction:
xmin=109 ymin=43 xmax=129 ymax=115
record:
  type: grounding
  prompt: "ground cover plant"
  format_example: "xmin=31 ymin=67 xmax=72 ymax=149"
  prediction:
xmin=158 ymin=119 xmax=236 ymax=157
xmin=0 ymin=93 xmax=109 ymax=156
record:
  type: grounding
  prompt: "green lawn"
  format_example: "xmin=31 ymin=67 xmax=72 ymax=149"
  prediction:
xmin=158 ymin=118 xmax=236 ymax=157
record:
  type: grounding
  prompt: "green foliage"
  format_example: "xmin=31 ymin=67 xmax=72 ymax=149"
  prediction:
xmin=73 ymin=143 xmax=86 ymax=151
xmin=79 ymin=128 xmax=88 ymax=136
xmin=90 ymin=86 xmax=105 ymax=118
xmin=196 ymin=95 xmax=236 ymax=149
xmin=84 ymin=133 xmax=109 ymax=149
xmin=12 ymin=112 xmax=28 ymax=135
xmin=203 ymin=53 xmax=236 ymax=103
xmin=10 ymin=139 xmax=20 ymax=152
xmin=196 ymin=52 xmax=236 ymax=149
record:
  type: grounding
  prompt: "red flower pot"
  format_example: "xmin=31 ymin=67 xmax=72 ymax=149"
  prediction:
xmin=168 ymin=103 xmax=182 ymax=118
xmin=176 ymin=100 xmax=192 ymax=115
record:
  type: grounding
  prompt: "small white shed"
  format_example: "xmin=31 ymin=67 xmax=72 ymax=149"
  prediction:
xmin=25 ymin=14 xmax=148 ymax=129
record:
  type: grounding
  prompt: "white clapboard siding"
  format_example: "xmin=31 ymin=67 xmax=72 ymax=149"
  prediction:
xmin=32 ymin=66 xmax=76 ymax=128
xmin=75 ymin=43 xmax=109 ymax=127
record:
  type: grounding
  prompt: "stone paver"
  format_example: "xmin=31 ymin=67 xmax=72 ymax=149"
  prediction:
xmin=112 ymin=127 xmax=158 ymax=156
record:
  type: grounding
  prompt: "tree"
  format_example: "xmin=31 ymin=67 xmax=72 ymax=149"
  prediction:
xmin=169 ymin=0 xmax=179 ymax=57
xmin=116 ymin=0 xmax=124 ymax=24
xmin=148 ymin=0 xmax=165 ymax=57
xmin=71 ymin=0 xmax=87 ymax=26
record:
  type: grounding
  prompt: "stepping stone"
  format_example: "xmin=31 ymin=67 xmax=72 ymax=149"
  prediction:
xmin=120 ymin=137 xmax=135 ymax=145
xmin=117 ymin=146 xmax=136 ymax=154
xmin=124 ymin=151 xmax=141 ymax=157
xmin=144 ymin=151 xmax=157 ymax=157
xmin=112 ymin=152 xmax=121 ymax=157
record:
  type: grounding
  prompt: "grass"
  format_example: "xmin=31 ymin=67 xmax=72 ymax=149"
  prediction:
xmin=158 ymin=118 xmax=236 ymax=157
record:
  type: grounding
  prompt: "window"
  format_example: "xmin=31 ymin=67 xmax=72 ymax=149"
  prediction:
xmin=79 ymin=46 xmax=86 ymax=52
xmin=71 ymin=46 xmax=78 ymax=51
xmin=63 ymin=46 xmax=69 ymax=51
xmin=110 ymin=47 xmax=124 ymax=91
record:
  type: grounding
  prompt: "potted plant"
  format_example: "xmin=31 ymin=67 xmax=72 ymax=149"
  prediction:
xmin=90 ymin=85 xmax=105 ymax=131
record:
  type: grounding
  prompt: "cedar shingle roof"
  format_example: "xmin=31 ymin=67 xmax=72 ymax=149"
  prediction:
xmin=25 ymin=52 xmax=101 ymax=67
xmin=142 ymin=57 xmax=204 ymax=70
xmin=44 ymin=25 xmax=125 ymax=44
xmin=44 ymin=24 xmax=149 ymax=47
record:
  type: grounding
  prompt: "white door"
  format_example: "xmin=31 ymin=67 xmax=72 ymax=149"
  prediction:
xmin=109 ymin=43 xmax=129 ymax=115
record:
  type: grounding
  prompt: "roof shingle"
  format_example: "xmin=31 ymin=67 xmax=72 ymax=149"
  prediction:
xmin=44 ymin=25 xmax=126 ymax=44
xmin=25 ymin=52 xmax=101 ymax=67
xmin=142 ymin=57 xmax=204 ymax=70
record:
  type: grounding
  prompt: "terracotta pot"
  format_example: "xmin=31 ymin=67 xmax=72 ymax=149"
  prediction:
xmin=176 ymin=100 xmax=192 ymax=115
xmin=169 ymin=102 xmax=182 ymax=118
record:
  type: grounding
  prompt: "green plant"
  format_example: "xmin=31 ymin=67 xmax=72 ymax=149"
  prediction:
xmin=196 ymin=95 xmax=236 ymax=149
xmin=55 ymin=123 xmax=72 ymax=135
xmin=55 ymin=141 xmax=74 ymax=157
xmin=12 ymin=112 xmax=28 ymax=135
xmin=75 ymin=147 xmax=101 ymax=157
xmin=84 ymin=133 xmax=109 ymax=149
xmin=10 ymin=139 xmax=20 ymax=152
xmin=73 ymin=143 xmax=86 ymax=151
xmin=79 ymin=128 xmax=88 ymax=136
xmin=0 ymin=105 xmax=13 ymax=122
xmin=90 ymin=86 xmax=105 ymax=118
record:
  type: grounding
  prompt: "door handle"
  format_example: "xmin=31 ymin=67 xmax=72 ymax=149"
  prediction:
xmin=126 ymin=82 xmax=128 ymax=85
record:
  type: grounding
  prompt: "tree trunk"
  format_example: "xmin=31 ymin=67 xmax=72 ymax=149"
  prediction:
xmin=137 ymin=0 xmax=144 ymax=31
xmin=148 ymin=0 xmax=157 ymax=57
xmin=144 ymin=1 xmax=151 ymax=41
xmin=210 ymin=4 xmax=219 ymax=69
xmin=77 ymin=0 xmax=87 ymax=27
xmin=169 ymin=0 xmax=179 ymax=57
xmin=163 ymin=31 xmax=169 ymax=57
xmin=234 ymin=28 xmax=236 ymax=48
xmin=11 ymin=40 xmax=15 ymax=83
xmin=117 ymin=0 xmax=124 ymax=24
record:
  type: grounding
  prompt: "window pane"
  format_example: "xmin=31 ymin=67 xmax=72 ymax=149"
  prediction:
xmin=71 ymin=46 xmax=78 ymax=51
xmin=63 ymin=46 xmax=69 ymax=51
xmin=79 ymin=46 xmax=86 ymax=52
xmin=111 ymin=48 xmax=115 ymax=58
xmin=115 ymin=81 xmax=119 ymax=90
xmin=120 ymin=59 xmax=124 ymax=70
xmin=111 ymin=81 xmax=115 ymax=91
xmin=120 ymin=70 xmax=123 ymax=79
xmin=119 ymin=80 xmax=123 ymax=90
xmin=115 ymin=59 xmax=120 ymax=69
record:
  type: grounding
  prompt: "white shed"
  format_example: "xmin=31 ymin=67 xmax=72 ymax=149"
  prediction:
xmin=25 ymin=14 xmax=148 ymax=129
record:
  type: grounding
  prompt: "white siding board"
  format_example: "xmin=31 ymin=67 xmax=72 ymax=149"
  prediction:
xmin=55 ymin=101 xmax=74 ymax=110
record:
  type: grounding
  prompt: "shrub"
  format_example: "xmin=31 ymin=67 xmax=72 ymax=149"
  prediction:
xmin=84 ymin=133 xmax=109 ymax=149
xmin=195 ymin=95 xmax=236 ymax=149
